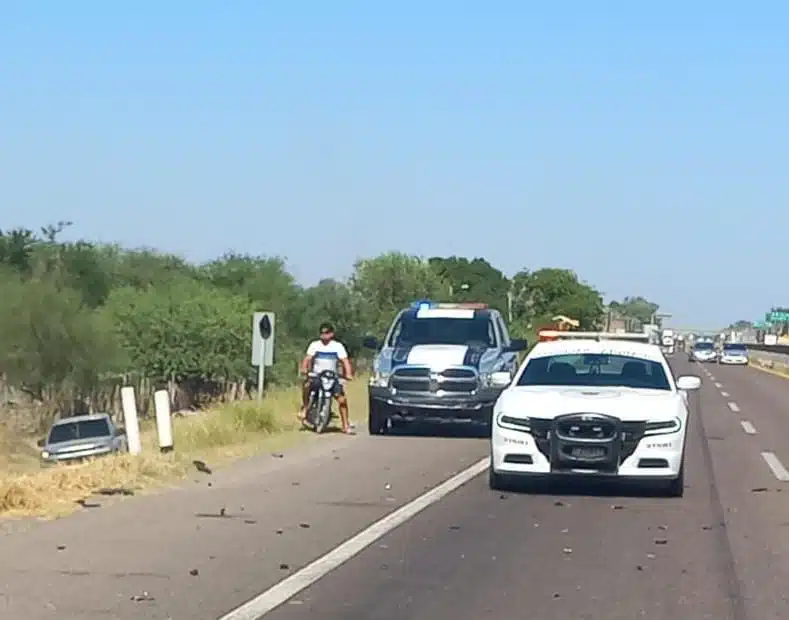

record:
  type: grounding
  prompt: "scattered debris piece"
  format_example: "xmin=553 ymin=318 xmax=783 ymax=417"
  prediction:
xmin=271 ymin=452 xmax=284 ymax=458
xmin=751 ymin=487 xmax=769 ymax=493
xmin=611 ymin=504 xmax=623 ymax=510
xmin=654 ymin=539 xmax=668 ymax=545
xmin=189 ymin=569 xmax=199 ymax=576
xmin=56 ymin=545 xmax=66 ymax=551
xmin=75 ymin=499 xmax=101 ymax=509
xmin=449 ymin=525 xmax=460 ymax=530
xmin=130 ymin=592 xmax=155 ymax=602
xmin=299 ymin=522 xmax=310 ymax=529
xmin=193 ymin=460 xmax=212 ymax=475
xmin=279 ymin=563 xmax=290 ymax=570
xmin=244 ymin=519 xmax=257 ymax=525
xmin=563 ymin=547 xmax=572 ymax=554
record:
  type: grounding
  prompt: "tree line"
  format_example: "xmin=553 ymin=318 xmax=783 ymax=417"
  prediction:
xmin=0 ymin=224 xmax=660 ymax=427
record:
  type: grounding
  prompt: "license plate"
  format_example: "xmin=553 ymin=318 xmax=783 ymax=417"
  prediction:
xmin=571 ymin=446 xmax=606 ymax=459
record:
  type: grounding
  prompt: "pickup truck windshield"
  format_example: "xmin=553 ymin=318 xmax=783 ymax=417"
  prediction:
xmin=48 ymin=419 xmax=111 ymax=443
xmin=517 ymin=353 xmax=672 ymax=391
xmin=388 ymin=316 xmax=496 ymax=348
xmin=723 ymin=344 xmax=746 ymax=352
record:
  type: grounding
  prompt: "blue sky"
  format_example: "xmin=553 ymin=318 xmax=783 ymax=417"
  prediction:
xmin=2 ymin=1 xmax=788 ymax=328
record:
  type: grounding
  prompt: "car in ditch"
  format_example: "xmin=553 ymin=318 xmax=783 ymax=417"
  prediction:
xmin=363 ymin=300 xmax=527 ymax=434
xmin=39 ymin=413 xmax=128 ymax=465
xmin=489 ymin=332 xmax=701 ymax=497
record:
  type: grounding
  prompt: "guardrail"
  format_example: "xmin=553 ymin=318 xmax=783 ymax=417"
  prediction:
xmin=747 ymin=344 xmax=789 ymax=355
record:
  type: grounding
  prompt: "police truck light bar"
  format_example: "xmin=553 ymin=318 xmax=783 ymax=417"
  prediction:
xmin=411 ymin=300 xmax=488 ymax=310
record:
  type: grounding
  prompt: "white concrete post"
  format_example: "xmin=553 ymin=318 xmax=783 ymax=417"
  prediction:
xmin=121 ymin=386 xmax=142 ymax=455
xmin=154 ymin=389 xmax=174 ymax=453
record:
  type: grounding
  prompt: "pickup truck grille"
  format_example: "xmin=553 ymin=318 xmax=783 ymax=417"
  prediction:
xmin=390 ymin=367 xmax=478 ymax=394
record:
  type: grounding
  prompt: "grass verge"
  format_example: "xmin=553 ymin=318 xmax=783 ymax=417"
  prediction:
xmin=0 ymin=376 xmax=368 ymax=519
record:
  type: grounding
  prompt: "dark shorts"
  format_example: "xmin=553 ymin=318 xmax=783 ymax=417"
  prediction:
xmin=307 ymin=376 xmax=345 ymax=397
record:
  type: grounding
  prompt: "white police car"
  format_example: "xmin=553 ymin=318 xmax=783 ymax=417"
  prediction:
xmin=489 ymin=332 xmax=701 ymax=497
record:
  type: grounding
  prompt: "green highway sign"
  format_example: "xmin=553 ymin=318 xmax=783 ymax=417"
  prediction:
xmin=769 ymin=311 xmax=789 ymax=322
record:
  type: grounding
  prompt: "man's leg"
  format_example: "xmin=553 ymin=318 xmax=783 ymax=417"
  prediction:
xmin=335 ymin=386 xmax=351 ymax=432
xmin=299 ymin=379 xmax=311 ymax=420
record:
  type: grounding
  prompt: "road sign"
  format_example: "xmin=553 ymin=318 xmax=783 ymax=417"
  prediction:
xmin=251 ymin=312 xmax=275 ymax=367
xmin=769 ymin=311 xmax=789 ymax=322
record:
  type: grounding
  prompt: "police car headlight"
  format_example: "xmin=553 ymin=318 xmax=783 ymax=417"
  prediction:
xmin=496 ymin=413 xmax=531 ymax=433
xmin=643 ymin=417 xmax=682 ymax=436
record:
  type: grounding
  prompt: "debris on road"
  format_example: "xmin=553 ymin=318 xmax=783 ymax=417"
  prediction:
xmin=271 ymin=452 xmax=284 ymax=458
xmin=193 ymin=460 xmax=212 ymax=475
xmin=189 ymin=568 xmax=199 ymax=576
xmin=130 ymin=592 xmax=155 ymax=602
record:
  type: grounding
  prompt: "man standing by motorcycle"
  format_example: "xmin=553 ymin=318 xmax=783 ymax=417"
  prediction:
xmin=298 ymin=322 xmax=354 ymax=434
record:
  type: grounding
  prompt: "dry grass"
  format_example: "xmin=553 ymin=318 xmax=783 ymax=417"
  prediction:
xmin=0 ymin=377 xmax=368 ymax=518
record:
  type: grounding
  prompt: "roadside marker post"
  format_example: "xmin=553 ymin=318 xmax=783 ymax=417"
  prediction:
xmin=121 ymin=386 xmax=142 ymax=455
xmin=154 ymin=389 xmax=174 ymax=453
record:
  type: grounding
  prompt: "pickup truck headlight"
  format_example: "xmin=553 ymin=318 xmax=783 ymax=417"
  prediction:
xmin=369 ymin=371 xmax=391 ymax=388
xmin=643 ymin=417 xmax=682 ymax=436
xmin=496 ymin=413 xmax=531 ymax=432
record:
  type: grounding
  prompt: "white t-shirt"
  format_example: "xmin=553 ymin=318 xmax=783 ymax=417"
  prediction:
xmin=307 ymin=340 xmax=348 ymax=374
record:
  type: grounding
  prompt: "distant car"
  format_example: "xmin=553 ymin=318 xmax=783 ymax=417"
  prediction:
xmin=689 ymin=341 xmax=717 ymax=363
xmin=718 ymin=343 xmax=749 ymax=365
xmin=489 ymin=333 xmax=701 ymax=497
xmin=39 ymin=413 xmax=127 ymax=464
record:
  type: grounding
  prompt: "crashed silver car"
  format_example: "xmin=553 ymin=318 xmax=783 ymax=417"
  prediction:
xmin=39 ymin=413 xmax=127 ymax=464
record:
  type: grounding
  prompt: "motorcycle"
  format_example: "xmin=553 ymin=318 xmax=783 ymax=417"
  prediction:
xmin=305 ymin=370 xmax=340 ymax=434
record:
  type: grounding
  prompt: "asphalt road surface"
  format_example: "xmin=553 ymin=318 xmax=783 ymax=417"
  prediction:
xmin=4 ymin=359 xmax=789 ymax=619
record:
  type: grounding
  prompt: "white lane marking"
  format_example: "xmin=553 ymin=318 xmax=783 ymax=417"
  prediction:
xmin=728 ymin=402 xmax=740 ymax=413
xmin=721 ymin=391 xmax=730 ymax=397
xmin=709 ymin=375 xmax=716 ymax=381
xmin=762 ymin=452 xmax=789 ymax=482
xmin=714 ymin=382 xmax=722 ymax=389
xmin=219 ymin=457 xmax=491 ymax=619
xmin=740 ymin=421 xmax=757 ymax=435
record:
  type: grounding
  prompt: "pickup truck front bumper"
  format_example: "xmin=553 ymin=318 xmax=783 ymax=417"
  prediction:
xmin=368 ymin=385 xmax=505 ymax=424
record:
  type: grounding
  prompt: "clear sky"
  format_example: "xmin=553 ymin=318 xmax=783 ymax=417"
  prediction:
xmin=2 ymin=1 xmax=787 ymax=328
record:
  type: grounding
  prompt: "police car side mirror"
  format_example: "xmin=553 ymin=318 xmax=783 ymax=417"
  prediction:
xmin=506 ymin=339 xmax=528 ymax=352
xmin=490 ymin=372 xmax=512 ymax=387
xmin=363 ymin=336 xmax=379 ymax=350
xmin=676 ymin=375 xmax=701 ymax=391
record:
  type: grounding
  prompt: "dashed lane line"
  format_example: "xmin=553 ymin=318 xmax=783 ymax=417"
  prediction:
xmin=721 ymin=391 xmax=730 ymax=397
xmin=727 ymin=402 xmax=740 ymax=413
xmin=762 ymin=452 xmax=789 ymax=482
xmin=740 ymin=421 xmax=757 ymax=435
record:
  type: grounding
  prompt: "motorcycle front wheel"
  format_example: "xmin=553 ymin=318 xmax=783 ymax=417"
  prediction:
xmin=313 ymin=395 xmax=332 ymax=434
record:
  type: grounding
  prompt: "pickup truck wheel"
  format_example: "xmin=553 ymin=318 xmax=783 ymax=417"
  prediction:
xmin=368 ymin=396 xmax=388 ymax=435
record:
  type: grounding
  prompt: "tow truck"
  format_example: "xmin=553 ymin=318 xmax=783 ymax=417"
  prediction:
xmin=363 ymin=300 xmax=527 ymax=435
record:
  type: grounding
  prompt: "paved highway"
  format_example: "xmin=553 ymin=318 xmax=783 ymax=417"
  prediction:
xmin=3 ymin=360 xmax=789 ymax=619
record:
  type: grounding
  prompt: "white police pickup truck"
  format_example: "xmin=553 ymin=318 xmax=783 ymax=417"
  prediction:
xmin=363 ymin=300 xmax=527 ymax=435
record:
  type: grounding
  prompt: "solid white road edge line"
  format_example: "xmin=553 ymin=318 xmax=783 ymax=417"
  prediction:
xmin=218 ymin=457 xmax=491 ymax=620
xmin=740 ymin=421 xmax=757 ymax=435
xmin=721 ymin=391 xmax=730 ymax=397
xmin=727 ymin=402 xmax=740 ymax=413
xmin=761 ymin=452 xmax=789 ymax=482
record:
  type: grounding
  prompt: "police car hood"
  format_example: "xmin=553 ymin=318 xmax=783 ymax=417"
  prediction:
xmin=395 ymin=344 xmax=479 ymax=369
xmin=496 ymin=385 xmax=683 ymax=421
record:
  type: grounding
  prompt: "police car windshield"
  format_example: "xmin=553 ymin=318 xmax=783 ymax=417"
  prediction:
xmin=388 ymin=316 xmax=496 ymax=348
xmin=517 ymin=353 xmax=672 ymax=391
xmin=694 ymin=342 xmax=714 ymax=350
xmin=723 ymin=343 xmax=746 ymax=351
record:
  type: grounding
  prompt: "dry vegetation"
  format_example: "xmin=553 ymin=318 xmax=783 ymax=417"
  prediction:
xmin=0 ymin=377 xmax=368 ymax=518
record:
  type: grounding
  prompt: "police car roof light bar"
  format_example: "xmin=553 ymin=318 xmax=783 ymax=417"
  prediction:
xmin=538 ymin=330 xmax=650 ymax=343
